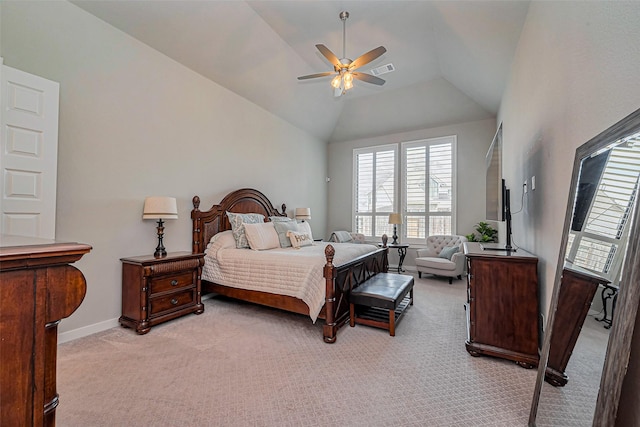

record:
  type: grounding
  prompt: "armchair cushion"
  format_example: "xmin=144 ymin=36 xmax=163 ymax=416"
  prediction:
xmin=439 ymin=246 xmax=460 ymax=260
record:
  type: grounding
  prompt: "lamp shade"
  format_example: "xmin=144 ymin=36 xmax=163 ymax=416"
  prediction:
xmin=295 ymin=207 xmax=311 ymax=220
xmin=388 ymin=213 xmax=403 ymax=225
xmin=142 ymin=197 xmax=178 ymax=220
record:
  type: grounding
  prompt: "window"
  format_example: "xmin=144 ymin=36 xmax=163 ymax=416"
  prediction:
xmin=353 ymin=136 xmax=456 ymax=243
xmin=353 ymin=145 xmax=397 ymax=239
xmin=566 ymin=133 xmax=640 ymax=283
xmin=402 ymin=137 xmax=456 ymax=243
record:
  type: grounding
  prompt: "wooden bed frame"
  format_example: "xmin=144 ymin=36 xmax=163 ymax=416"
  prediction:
xmin=191 ymin=188 xmax=389 ymax=343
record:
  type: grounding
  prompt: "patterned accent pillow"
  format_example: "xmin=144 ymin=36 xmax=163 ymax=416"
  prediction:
xmin=273 ymin=220 xmax=300 ymax=248
xmin=269 ymin=216 xmax=292 ymax=222
xmin=439 ymin=246 xmax=459 ymax=260
xmin=226 ymin=211 xmax=265 ymax=249
xmin=244 ymin=222 xmax=280 ymax=250
xmin=287 ymin=230 xmax=313 ymax=249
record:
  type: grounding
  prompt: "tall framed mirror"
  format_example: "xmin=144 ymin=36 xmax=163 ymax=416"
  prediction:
xmin=529 ymin=108 xmax=640 ymax=426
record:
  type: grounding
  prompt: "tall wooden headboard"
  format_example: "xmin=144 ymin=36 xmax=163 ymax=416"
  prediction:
xmin=191 ymin=188 xmax=287 ymax=254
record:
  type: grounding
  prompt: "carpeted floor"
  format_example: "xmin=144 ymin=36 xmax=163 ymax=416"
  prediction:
xmin=56 ymin=275 xmax=606 ymax=426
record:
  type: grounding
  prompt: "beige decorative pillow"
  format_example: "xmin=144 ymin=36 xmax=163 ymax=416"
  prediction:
xmin=244 ymin=222 xmax=280 ymax=251
xmin=286 ymin=230 xmax=313 ymax=249
xmin=297 ymin=221 xmax=313 ymax=241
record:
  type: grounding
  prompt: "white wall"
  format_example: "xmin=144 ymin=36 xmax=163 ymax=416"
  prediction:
xmin=498 ymin=1 xmax=640 ymax=422
xmin=327 ymin=118 xmax=497 ymax=268
xmin=498 ymin=1 xmax=640 ymax=315
xmin=1 ymin=1 xmax=327 ymax=338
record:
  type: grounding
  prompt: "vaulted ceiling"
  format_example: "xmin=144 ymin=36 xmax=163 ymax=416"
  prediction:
xmin=72 ymin=1 xmax=530 ymax=143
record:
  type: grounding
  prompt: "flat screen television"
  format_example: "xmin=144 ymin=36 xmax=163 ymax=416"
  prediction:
xmin=485 ymin=123 xmax=514 ymax=251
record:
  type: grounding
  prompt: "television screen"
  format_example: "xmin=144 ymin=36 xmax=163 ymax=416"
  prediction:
xmin=486 ymin=124 xmax=503 ymax=222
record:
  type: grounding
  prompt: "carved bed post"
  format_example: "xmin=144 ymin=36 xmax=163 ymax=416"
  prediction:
xmin=323 ymin=244 xmax=337 ymax=343
xmin=192 ymin=196 xmax=201 ymax=254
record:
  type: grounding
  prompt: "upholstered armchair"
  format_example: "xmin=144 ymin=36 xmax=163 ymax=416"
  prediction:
xmin=415 ymin=235 xmax=468 ymax=284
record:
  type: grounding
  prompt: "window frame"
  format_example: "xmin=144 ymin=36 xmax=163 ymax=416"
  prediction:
xmin=401 ymin=136 xmax=457 ymax=245
xmin=352 ymin=144 xmax=399 ymax=240
xmin=351 ymin=136 xmax=457 ymax=245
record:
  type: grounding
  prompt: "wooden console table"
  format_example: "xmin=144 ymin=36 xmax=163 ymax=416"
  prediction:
xmin=0 ymin=235 xmax=91 ymax=426
xmin=463 ymin=242 xmax=540 ymax=368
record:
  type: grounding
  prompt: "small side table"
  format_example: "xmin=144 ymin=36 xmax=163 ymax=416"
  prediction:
xmin=120 ymin=252 xmax=205 ymax=334
xmin=380 ymin=243 xmax=409 ymax=273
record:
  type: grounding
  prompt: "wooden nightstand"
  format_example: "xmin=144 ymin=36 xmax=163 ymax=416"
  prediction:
xmin=119 ymin=251 xmax=205 ymax=334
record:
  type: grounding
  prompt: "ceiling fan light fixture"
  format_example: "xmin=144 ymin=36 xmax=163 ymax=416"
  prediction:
xmin=331 ymin=74 xmax=342 ymax=89
xmin=297 ymin=11 xmax=387 ymax=96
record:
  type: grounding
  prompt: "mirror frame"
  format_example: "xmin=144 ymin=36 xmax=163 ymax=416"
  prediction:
xmin=529 ymin=108 xmax=640 ymax=426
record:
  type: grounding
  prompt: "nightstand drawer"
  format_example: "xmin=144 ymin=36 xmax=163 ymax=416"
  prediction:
xmin=149 ymin=289 xmax=195 ymax=315
xmin=150 ymin=271 xmax=194 ymax=294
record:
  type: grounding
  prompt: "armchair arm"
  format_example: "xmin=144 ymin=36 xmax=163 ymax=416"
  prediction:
xmin=451 ymin=251 xmax=467 ymax=274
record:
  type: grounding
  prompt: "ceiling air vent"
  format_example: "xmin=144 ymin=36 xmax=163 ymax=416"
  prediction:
xmin=370 ymin=63 xmax=395 ymax=76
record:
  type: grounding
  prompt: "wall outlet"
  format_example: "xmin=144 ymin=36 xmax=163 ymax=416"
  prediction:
xmin=523 ymin=179 xmax=528 ymax=193
xmin=531 ymin=176 xmax=536 ymax=190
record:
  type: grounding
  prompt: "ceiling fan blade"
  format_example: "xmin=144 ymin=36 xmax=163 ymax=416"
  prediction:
xmin=349 ymin=46 xmax=387 ymax=71
xmin=316 ymin=44 xmax=342 ymax=68
xmin=297 ymin=71 xmax=336 ymax=80
xmin=352 ymin=72 xmax=386 ymax=86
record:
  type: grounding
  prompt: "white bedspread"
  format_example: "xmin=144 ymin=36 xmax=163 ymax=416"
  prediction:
xmin=202 ymin=242 xmax=378 ymax=322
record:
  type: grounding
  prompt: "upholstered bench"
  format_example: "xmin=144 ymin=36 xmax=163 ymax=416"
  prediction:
xmin=349 ymin=273 xmax=414 ymax=336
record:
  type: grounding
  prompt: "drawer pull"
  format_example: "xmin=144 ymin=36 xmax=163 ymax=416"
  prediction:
xmin=171 ymin=280 xmax=179 ymax=286
xmin=171 ymin=298 xmax=178 ymax=305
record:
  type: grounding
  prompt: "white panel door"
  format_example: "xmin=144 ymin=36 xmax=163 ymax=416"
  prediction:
xmin=0 ymin=63 xmax=60 ymax=239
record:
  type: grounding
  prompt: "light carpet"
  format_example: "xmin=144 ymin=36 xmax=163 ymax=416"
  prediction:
xmin=56 ymin=275 xmax=605 ymax=426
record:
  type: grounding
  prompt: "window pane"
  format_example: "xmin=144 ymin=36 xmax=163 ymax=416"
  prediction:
xmin=402 ymin=138 xmax=454 ymax=242
xmin=429 ymin=216 xmax=452 ymax=235
xmin=406 ymin=215 xmax=425 ymax=239
xmin=356 ymin=153 xmax=373 ymax=213
xmin=406 ymin=147 xmax=426 ymax=213
xmin=375 ymin=150 xmax=395 ymax=212
xmin=376 ymin=216 xmax=393 ymax=238
xmin=355 ymin=215 xmax=372 ymax=235
xmin=430 ymin=143 xmax=452 ymax=213
xmin=574 ymin=237 xmax=617 ymax=273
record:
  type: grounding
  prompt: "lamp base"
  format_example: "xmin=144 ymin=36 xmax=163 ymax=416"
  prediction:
xmin=392 ymin=225 xmax=398 ymax=245
xmin=154 ymin=219 xmax=167 ymax=258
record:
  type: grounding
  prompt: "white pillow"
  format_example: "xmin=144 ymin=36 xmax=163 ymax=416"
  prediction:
xmin=287 ymin=230 xmax=313 ymax=249
xmin=297 ymin=221 xmax=313 ymax=241
xmin=244 ymin=222 xmax=280 ymax=250
xmin=205 ymin=230 xmax=236 ymax=259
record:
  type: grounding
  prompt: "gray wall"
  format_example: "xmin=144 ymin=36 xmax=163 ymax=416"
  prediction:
xmin=497 ymin=1 xmax=640 ymax=421
xmin=327 ymin=118 xmax=496 ymax=269
xmin=1 ymin=1 xmax=327 ymax=339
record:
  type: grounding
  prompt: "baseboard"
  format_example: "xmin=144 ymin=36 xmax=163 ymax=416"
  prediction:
xmin=58 ymin=317 xmax=120 ymax=344
xmin=58 ymin=295 xmax=217 ymax=344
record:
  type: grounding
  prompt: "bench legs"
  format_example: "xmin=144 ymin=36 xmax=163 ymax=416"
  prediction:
xmin=349 ymin=287 xmax=414 ymax=336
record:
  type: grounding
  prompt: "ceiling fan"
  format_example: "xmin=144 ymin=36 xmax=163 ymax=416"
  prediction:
xmin=297 ymin=11 xmax=387 ymax=96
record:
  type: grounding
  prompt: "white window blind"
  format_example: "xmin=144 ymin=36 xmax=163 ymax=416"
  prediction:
xmin=568 ymin=134 xmax=640 ymax=281
xmin=402 ymin=137 xmax=456 ymax=243
xmin=353 ymin=145 xmax=397 ymax=238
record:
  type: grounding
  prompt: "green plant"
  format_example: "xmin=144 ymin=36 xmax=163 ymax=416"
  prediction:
xmin=466 ymin=221 xmax=498 ymax=243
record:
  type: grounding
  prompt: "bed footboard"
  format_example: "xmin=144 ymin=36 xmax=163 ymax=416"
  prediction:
xmin=322 ymin=236 xmax=389 ymax=343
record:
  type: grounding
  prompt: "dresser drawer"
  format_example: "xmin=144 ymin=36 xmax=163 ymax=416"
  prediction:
xmin=150 ymin=271 xmax=194 ymax=294
xmin=149 ymin=289 xmax=195 ymax=315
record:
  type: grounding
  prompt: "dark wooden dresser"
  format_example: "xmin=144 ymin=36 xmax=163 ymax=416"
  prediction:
xmin=0 ymin=235 xmax=91 ymax=426
xmin=119 ymin=252 xmax=205 ymax=334
xmin=463 ymin=242 xmax=540 ymax=368
xmin=545 ymin=263 xmax=609 ymax=386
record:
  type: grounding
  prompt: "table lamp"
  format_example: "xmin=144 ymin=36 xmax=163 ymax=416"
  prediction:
xmin=143 ymin=196 xmax=178 ymax=258
xmin=295 ymin=207 xmax=311 ymax=222
xmin=388 ymin=213 xmax=402 ymax=245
